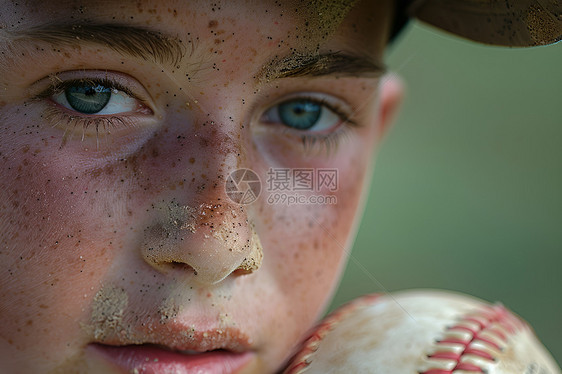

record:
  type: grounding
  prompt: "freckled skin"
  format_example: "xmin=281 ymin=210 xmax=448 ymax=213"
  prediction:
xmin=0 ymin=0 xmax=397 ymax=373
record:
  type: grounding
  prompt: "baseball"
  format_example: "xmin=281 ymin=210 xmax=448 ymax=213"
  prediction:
xmin=283 ymin=290 xmax=561 ymax=373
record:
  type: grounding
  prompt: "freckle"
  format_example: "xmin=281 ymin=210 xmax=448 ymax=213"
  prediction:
xmin=208 ymin=20 xmax=218 ymax=28
xmin=189 ymin=157 xmax=195 ymax=164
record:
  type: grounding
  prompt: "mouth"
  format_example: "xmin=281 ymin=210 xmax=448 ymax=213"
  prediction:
xmin=89 ymin=343 xmax=255 ymax=374
xmin=87 ymin=325 xmax=256 ymax=374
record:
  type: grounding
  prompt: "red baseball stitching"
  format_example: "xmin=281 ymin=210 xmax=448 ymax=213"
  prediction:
xmin=419 ymin=304 xmax=525 ymax=374
xmin=283 ymin=294 xmax=382 ymax=374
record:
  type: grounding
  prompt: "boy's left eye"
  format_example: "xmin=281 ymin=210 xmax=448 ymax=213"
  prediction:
xmin=261 ymin=95 xmax=348 ymax=132
xmin=52 ymin=80 xmax=138 ymax=115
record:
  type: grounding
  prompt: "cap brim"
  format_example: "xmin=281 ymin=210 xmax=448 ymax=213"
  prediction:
xmin=408 ymin=0 xmax=562 ymax=46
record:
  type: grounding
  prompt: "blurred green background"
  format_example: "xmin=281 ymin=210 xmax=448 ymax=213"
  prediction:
xmin=330 ymin=22 xmax=562 ymax=364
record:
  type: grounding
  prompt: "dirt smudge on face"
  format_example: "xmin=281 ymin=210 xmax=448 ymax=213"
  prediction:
xmin=89 ymin=285 xmax=128 ymax=340
xmin=257 ymin=0 xmax=359 ymax=84
xmin=141 ymin=200 xmax=198 ymax=265
xmin=158 ymin=297 xmax=180 ymax=324
xmin=158 ymin=200 xmax=198 ymax=235
xmin=283 ymin=0 xmax=359 ymax=53
xmin=303 ymin=0 xmax=358 ymax=40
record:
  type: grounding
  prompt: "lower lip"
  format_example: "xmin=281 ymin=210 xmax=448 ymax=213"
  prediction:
xmin=89 ymin=344 xmax=255 ymax=374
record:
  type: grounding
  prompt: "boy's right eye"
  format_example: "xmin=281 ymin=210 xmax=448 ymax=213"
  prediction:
xmin=31 ymin=72 xmax=155 ymax=145
xmin=52 ymin=80 xmax=138 ymax=115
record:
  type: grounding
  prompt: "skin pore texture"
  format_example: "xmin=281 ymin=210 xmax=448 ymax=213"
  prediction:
xmin=0 ymin=0 xmax=401 ymax=373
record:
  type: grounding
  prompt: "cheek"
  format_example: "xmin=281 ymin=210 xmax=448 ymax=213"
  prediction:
xmin=0 ymin=111 xmax=130 ymax=357
xmin=262 ymin=152 xmax=370 ymax=284
xmin=249 ymin=117 xmax=378 ymax=335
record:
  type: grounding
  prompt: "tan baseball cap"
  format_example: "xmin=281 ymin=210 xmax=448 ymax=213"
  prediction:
xmin=392 ymin=0 xmax=562 ymax=46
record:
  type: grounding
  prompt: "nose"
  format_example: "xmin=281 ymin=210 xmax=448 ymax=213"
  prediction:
xmin=142 ymin=198 xmax=262 ymax=285
xmin=139 ymin=116 xmax=263 ymax=285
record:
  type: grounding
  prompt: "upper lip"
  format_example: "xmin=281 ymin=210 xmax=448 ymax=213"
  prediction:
xmin=91 ymin=320 xmax=254 ymax=353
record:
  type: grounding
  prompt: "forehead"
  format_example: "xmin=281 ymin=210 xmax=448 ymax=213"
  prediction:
xmin=1 ymin=0 xmax=392 ymax=61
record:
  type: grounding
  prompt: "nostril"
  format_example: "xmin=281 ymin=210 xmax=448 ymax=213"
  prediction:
xmin=170 ymin=262 xmax=198 ymax=275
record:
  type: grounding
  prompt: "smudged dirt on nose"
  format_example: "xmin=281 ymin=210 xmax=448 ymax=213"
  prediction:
xmin=141 ymin=199 xmax=262 ymax=284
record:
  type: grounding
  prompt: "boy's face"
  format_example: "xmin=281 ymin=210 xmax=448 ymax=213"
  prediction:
xmin=0 ymin=0 xmax=398 ymax=372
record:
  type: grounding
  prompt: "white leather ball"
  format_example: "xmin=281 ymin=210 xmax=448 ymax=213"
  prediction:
xmin=284 ymin=290 xmax=560 ymax=374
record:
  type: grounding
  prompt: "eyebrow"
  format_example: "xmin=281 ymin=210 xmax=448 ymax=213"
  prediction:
xmin=256 ymin=52 xmax=386 ymax=83
xmin=9 ymin=23 xmax=185 ymax=66
xmin=6 ymin=23 xmax=382 ymax=82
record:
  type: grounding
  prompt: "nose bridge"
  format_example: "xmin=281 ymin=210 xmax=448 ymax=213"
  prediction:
xmin=140 ymin=116 xmax=262 ymax=285
xmin=195 ymin=121 xmax=242 ymax=171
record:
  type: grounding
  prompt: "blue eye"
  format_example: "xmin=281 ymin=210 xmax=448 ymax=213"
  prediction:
xmin=262 ymin=96 xmax=344 ymax=132
xmin=52 ymin=79 xmax=138 ymax=116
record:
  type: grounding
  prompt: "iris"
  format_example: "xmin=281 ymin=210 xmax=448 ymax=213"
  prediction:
xmin=278 ymin=100 xmax=322 ymax=130
xmin=65 ymin=83 xmax=112 ymax=114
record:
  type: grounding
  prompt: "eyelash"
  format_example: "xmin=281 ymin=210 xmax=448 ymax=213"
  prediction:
xmin=299 ymin=126 xmax=355 ymax=155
